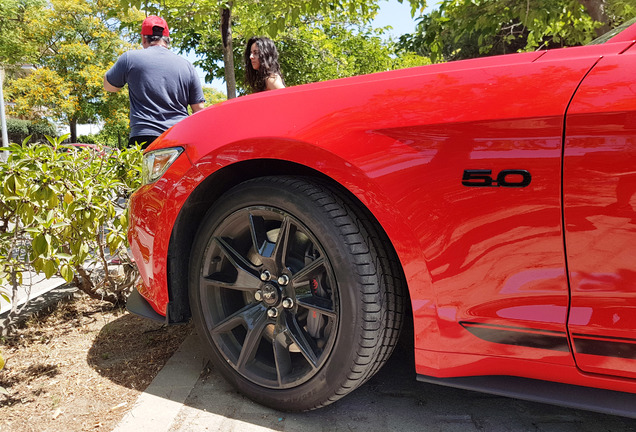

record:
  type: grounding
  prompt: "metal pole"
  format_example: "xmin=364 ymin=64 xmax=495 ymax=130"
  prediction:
xmin=0 ymin=66 xmax=8 ymax=162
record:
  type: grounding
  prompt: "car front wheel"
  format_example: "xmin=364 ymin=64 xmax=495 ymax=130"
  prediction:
xmin=189 ymin=176 xmax=405 ymax=411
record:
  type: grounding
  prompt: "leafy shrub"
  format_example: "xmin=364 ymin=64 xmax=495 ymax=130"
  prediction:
xmin=28 ymin=121 xmax=57 ymax=142
xmin=1 ymin=118 xmax=57 ymax=144
xmin=0 ymin=136 xmax=143 ymax=313
xmin=3 ymin=119 xmax=29 ymax=144
xmin=76 ymin=134 xmax=99 ymax=144
xmin=77 ymin=131 xmax=129 ymax=149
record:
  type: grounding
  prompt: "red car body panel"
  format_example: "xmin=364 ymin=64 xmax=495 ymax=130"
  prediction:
xmin=564 ymin=47 xmax=636 ymax=380
xmin=128 ymin=23 xmax=636 ymax=398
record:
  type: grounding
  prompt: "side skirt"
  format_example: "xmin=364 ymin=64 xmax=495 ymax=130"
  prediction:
xmin=417 ymin=374 xmax=636 ymax=419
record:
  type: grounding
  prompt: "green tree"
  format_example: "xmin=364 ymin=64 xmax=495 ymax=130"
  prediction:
xmin=5 ymin=0 xmax=136 ymax=142
xmin=401 ymin=0 xmax=635 ymax=63
xmin=98 ymin=84 xmax=131 ymax=148
xmin=274 ymin=19 xmax=430 ymax=88
xmin=117 ymin=0 xmax=395 ymax=97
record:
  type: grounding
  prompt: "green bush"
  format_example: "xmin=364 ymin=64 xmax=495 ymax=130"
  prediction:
xmin=4 ymin=118 xmax=29 ymax=143
xmin=1 ymin=118 xmax=57 ymax=144
xmin=28 ymin=121 xmax=57 ymax=142
xmin=77 ymin=131 xmax=130 ymax=149
xmin=76 ymin=134 xmax=99 ymax=144
xmin=0 ymin=135 xmax=143 ymax=312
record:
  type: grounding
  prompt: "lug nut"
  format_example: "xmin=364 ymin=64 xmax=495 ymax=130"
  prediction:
xmin=260 ymin=270 xmax=271 ymax=281
xmin=254 ymin=290 xmax=263 ymax=302
xmin=282 ymin=298 xmax=294 ymax=309
xmin=277 ymin=274 xmax=290 ymax=286
xmin=267 ymin=308 xmax=278 ymax=318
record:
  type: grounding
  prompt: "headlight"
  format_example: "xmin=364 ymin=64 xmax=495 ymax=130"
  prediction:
xmin=141 ymin=148 xmax=183 ymax=185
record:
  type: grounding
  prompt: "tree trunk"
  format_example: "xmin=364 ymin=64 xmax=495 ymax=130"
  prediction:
xmin=69 ymin=118 xmax=77 ymax=143
xmin=221 ymin=4 xmax=237 ymax=99
xmin=578 ymin=0 xmax=610 ymax=36
xmin=73 ymin=265 xmax=134 ymax=306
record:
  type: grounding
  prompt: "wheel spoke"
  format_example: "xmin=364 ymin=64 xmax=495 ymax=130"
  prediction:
xmin=292 ymin=256 xmax=327 ymax=284
xmin=200 ymin=274 xmax=260 ymax=292
xmin=209 ymin=303 xmax=263 ymax=335
xmin=249 ymin=214 xmax=271 ymax=257
xmin=285 ymin=313 xmax=319 ymax=369
xmin=272 ymin=330 xmax=293 ymax=384
xmin=249 ymin=213 xmax=292 ymax=266
xmin=296 ymin=294 xmax=337 ymax=319
xmin=236 ymin=306 xmax=270 ymax=372
xmin=208 ymin=236 xmax=261 ymax=291
xmin=271 ymin=216 xmax=291 ymax=266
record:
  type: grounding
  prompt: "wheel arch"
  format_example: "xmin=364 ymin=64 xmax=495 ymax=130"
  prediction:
xmin=165 ymin=159 xmax=413 ymax=335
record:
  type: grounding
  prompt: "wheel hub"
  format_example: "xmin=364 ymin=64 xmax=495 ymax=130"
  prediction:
xmin=261 ymin=283 xmax=280 ymax=306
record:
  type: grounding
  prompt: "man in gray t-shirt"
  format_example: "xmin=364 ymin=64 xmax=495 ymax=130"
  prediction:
xmin=104 ymin=16 xmax=205 ymax=149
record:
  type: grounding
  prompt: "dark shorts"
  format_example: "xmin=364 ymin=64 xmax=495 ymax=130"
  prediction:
xmin=129 ymin=135 xmax=159 ymax=149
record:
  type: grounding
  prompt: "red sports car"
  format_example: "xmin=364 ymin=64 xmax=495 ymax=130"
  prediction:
xmin=127 ymin=19 xmax=636 ymax=416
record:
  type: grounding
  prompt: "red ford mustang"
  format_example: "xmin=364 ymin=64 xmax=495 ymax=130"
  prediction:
xmin=127 ymin=19 xmax=636 ymax=416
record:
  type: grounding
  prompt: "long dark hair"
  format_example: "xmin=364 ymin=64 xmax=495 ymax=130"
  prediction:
xmin=244 ymin=36 xmax=284 ymax=93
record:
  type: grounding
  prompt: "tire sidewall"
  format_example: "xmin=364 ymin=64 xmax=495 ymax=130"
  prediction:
xmin=189 ymin=177 xmax=370 ymax=410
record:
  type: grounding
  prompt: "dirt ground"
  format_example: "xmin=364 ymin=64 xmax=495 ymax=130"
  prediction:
xmin=0 ymin=292 xmax=192 ymax=432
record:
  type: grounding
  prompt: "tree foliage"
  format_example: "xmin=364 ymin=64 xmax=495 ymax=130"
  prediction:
xmin=4 ymin=0 xmax=137 ymax=142
xmin=113 ymin=0 xmax=428 ymax=95
xmin=400 ymin=0 xmax=636 ymax=63
xmin=0 ymin=0 xmax=45 ymax=66
xmin=119 ymin=0 xmax=382 ymax=95
xmin=97 ymin=85 xmax=131 ymax=147
xmin=0 ymin=118 xmax=56 ymax=144
xmin=202 ymin=86 xmax=227 ymax=106
xmin=274 ymin=20 xmax=429 ymax=89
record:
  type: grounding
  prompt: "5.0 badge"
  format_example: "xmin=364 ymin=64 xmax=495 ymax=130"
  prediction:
xmin=462 ymin=169 xmax=532 ymax=188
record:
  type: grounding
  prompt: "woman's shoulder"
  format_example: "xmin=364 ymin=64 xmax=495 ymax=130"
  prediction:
xmin=265 ymin=73 xmax=285 ymax=90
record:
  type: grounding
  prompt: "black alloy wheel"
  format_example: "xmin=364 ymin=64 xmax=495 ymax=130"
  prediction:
xmin=189 ymin=176 xmax=405 ymax=411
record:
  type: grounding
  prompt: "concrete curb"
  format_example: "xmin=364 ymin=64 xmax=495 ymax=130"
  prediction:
xmin=112 ymin=333 xmax=207 ymax=432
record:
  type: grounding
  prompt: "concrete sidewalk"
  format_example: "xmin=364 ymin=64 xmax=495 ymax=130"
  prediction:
xmin=111 ymin=333 xmax=636 ymax=432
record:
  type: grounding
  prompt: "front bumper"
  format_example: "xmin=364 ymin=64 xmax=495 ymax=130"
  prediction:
xmin=126 ymin=287 xmax=167 ymax=323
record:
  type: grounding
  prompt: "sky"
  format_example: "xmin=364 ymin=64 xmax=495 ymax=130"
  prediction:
xmin=374 ymin=0 xmax=420 ymax=38
xmin=201 ymin=0 xmax=426 ymax=93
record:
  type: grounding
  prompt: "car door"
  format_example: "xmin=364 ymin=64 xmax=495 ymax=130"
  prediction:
xmin=564 ymin=44 xmax=636 ymax=379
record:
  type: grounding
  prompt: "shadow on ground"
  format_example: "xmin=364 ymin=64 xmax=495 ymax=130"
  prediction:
xmin=87 ymin=312 xmax=192 ymax=390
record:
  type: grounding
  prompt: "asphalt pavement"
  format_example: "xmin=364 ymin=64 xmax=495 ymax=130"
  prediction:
xmin=112 ymin=332 xmax=636 ymax=432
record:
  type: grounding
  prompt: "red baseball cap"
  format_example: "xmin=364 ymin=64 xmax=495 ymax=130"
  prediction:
xmin=141 ymin=16 xmax=169 ymax=37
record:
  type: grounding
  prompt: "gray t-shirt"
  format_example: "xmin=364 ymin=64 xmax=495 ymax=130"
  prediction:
xmin=106 ymin=45 xmax=205 ymax=136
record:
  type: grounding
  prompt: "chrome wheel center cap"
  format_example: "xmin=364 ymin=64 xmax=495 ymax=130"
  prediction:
xmin=261 ymin=284 xmax=280 ymax=306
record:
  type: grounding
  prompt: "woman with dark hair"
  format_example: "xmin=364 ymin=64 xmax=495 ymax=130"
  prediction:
xmin=244 ymin=36 xmax=285 ymax=93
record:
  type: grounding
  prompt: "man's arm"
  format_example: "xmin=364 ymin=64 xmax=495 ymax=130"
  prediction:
xmin=103 ymin=75 xmax=122 ymax=93
xmin=190 ymin=102 xmax=205 ymax=113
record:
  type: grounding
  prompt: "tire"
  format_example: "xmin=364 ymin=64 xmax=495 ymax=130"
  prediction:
xmin=189 ymin=176 xmax=405 ymax=411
